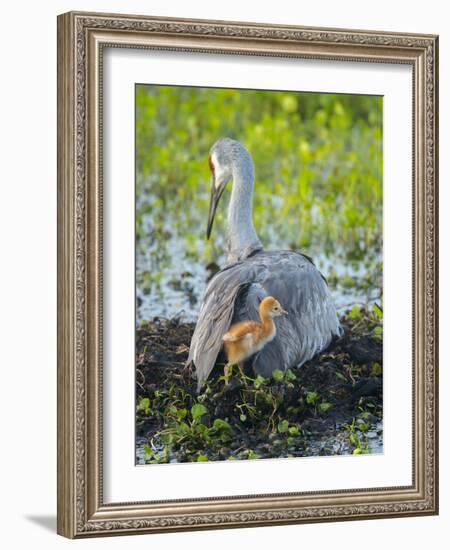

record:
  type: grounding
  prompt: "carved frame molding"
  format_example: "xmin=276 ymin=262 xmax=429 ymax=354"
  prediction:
xmin=57 ymin=11 xmax=438 ymax=538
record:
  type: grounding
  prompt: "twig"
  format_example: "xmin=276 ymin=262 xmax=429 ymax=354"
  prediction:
xmin=136 ymin=368 xmax=146 ymax=392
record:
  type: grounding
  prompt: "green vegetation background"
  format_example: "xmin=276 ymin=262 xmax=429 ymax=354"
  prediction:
xmin=136 ymin=85 xmax=383 ymax=319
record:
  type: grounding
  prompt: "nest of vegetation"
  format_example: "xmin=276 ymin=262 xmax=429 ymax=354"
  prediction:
xmin=136 ymin=305 xmax=383 ymax=464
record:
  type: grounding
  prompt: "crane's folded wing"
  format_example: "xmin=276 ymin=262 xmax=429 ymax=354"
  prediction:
xmin=188 ymin=259 xmax=267 ymax=391
xmin=188 ymin=250 xmax=341 ymax=390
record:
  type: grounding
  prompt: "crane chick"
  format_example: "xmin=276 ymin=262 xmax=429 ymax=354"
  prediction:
xmin=222 ymin=296 xmax=288 ymax=382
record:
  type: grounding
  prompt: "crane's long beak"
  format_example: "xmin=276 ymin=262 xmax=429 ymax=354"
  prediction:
xmin=206 ymin=180 xmax=225 ymax=240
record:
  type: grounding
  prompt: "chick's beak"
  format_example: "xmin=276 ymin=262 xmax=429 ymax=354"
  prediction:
xmin=206 ymin=179 xmax=225 ymax=240
xmin=281 ymin=308 xmax=288 ymax=315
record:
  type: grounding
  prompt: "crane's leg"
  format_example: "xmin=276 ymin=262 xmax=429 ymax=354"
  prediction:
xmin=224 ymin=363 xmax=247 ymax=386
xmin=237 ymin=362 xmax=248 ymax=385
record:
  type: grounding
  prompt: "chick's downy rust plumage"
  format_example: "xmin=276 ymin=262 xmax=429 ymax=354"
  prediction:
xmin=223 ymin=296 xmax=287 ymax=369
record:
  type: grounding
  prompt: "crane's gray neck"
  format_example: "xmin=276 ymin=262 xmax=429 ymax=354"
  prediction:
xmin=226 ymin=160 xmax=263 ymax=264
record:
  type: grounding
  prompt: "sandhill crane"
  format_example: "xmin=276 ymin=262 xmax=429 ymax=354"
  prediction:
xmin=188 ymin=138 xmax=341 ymax=392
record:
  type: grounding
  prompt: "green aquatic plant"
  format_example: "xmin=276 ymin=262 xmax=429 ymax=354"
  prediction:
xmin=344 ymin=417 xmax=371 ymax=455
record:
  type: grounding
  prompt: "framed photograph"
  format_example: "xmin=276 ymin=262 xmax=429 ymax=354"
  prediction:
xmin=57 ymin=11 xmax=439 ymax=538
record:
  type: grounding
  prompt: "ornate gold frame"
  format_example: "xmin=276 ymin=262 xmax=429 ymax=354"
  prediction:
xmin=57 ymin=11 xmax=439 ymax=538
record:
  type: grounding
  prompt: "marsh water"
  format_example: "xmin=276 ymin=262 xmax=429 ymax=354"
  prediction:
xmin=136 ymin=219 xmax=382 ymax=324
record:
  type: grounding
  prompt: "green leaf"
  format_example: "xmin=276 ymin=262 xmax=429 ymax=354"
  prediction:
xmin=239 ymin=414 xmax=247 ymax=422
xmin=253 ymin=375 xmax=267 ymax=389
xmin=288 ymin=426 xmax=300 ymax=435
xmin=318 ymin=402 xmax=332 ymax=413
xmin=176 ymin=408 xmax=187 ymax=420
xmin=196 ymin=423 xmax=209 ymax=436
xmin=306 ymin=391 xmax=319 ymax=405
xmin=278 ymin=420 xmax=289 ymax=433
xmin=191 ymin=403 xmax=208 ymax=420
xmin=143 ymin=443 xmax=152 ymax=459
xmin=349 ymin=305 xmax=361 ymax=319
xmin=247 ymin=450 xmax=261 ymax=459
xmin=281 ymin=95 xmax=298 ymax=113
xmin=371 ymin=362 xmax=382 ymax=376
xmin=197 ymin=454 xmax=208 ymax=462
xmin=285 ymin=369 xmax=297 ymax=382
xmin=373 ymin=303 xmax=383 ymax=319
xmin=138 ymin=397 xmax=150 ymax=411
xmin=160 ymin=432 xmax=174 ymax=445
xmin=353 ymin=448 xmax=363 ymax=455
xmin=176 ymin=421 xmax=190 ymax=435
xmin=212 ymin=418 xmax=232 ymax=432
xmin=272 ymin=369 xmax=284 ymax=383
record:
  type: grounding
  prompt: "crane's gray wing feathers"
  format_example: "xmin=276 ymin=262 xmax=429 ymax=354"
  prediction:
xmin=187 ymin=261 xmax=266 ymax=392
xmin=250 ymin=254 xmax=341 ymax=376
xmin=231 ymin=282 xmax=268 ymax=324
xmin=188 ymin=250 xmax=341 ymax=390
